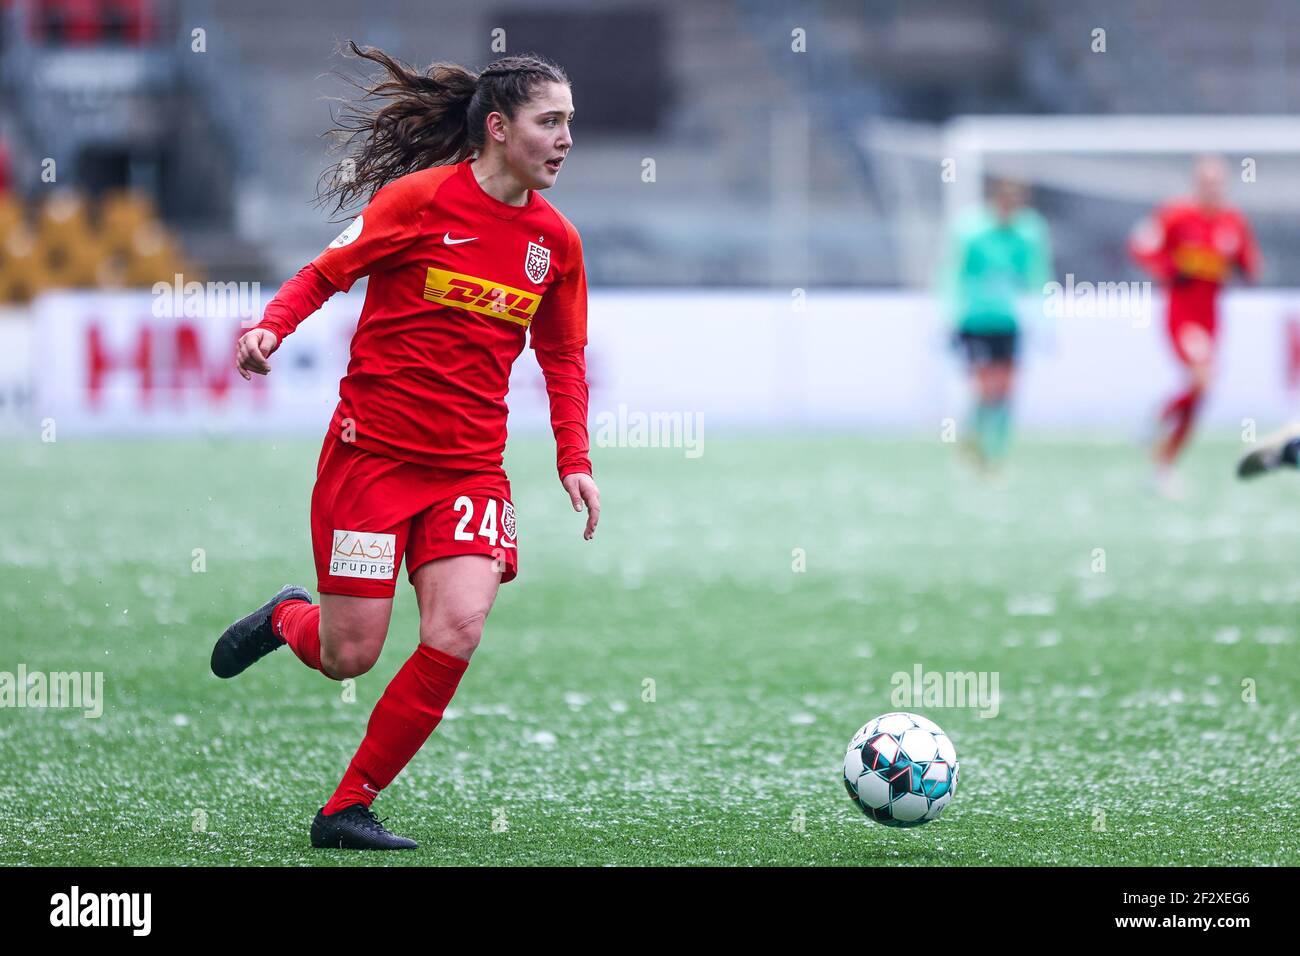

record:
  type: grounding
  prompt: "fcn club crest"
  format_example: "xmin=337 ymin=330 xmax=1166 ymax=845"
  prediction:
xmin=524 ymin=241 xmax=551 ymax=284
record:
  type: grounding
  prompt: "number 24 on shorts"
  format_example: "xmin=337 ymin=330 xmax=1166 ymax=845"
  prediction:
xmin=452 ymin=496 xmax=517 ymax=548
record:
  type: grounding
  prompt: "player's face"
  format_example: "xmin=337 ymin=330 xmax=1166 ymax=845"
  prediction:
xmin=1194 ymin=157 xmax=1226 ymax=208
xmin=992 ymin=181 xmax=1025 ymax=221
xmin=505 ymin=81 xmax=574 ymax=191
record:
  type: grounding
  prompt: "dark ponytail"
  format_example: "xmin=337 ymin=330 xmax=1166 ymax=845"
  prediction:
xmin=317 ymin=41 xmax=569 ymax=217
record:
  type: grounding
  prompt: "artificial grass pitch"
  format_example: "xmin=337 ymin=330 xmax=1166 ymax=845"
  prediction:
xmin=1 ymin=434 xmax=1296 ymax=866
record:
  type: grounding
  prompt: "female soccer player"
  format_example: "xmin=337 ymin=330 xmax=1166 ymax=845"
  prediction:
xmin=1131 ymin=156 xmax=1259 ymax=498
xmin=944 ymin=179 xmax=1052 ymax=476
xmin=209 ymin=46 xmax=599 ymax=850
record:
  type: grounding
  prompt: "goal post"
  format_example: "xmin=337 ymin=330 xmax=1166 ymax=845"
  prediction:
xmin=861 ymin=114 xmax=1300 ymax=287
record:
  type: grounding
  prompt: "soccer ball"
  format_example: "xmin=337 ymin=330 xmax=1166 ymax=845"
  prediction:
xmin=843 ymin=712 xmax=959 ymax=827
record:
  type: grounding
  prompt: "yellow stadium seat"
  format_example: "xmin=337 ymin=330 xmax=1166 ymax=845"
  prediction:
xmin=37 ymin=190 xmax=91 ymax=245
xmin=99 ymin=189 xmax=156 ymax=240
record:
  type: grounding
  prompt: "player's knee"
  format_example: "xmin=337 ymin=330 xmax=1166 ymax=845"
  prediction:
xmin=319 ymin=634 xmax=383 ymax=679
xmin=419 ymin=609 xmax=487 ymax=659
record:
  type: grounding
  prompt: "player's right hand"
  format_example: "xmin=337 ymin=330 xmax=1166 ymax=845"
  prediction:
xmin=236 ymin=328 xmax=280 ymax=379
xmin=562 ymin=472 xmax=600 ymax=540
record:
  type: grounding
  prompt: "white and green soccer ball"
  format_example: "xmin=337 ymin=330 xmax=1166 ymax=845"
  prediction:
xmin=843 ymin=712 xmax=959 ymax=827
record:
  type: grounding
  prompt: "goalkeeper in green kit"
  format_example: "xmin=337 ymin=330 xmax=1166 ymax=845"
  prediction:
xmin=942 ymin=179 xmax=1053 ymax=475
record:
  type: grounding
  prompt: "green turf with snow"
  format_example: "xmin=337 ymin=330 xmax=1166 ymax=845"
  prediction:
xmin=1 ymin=434 xmax=1297 ymax=865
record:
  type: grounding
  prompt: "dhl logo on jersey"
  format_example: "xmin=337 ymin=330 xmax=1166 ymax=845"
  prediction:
xmin=422 ymin=267 xmax=541 ymax=326
xmin=1172 ymin=245 xmax=1228 ymax=282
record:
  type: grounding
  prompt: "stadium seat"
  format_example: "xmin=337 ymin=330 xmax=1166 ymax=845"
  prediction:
xmin=0 ymin=188 xmax=195 ymax=301
xmin=122 ymin=220 xmax=190 ymax=286
xmin=0 ymin=195 xmax=23 ymax=236
xmin=0 ymin=228 xmax=49 ymax=303
xmin=37 ymin=190 xmax=91 ymax=242
xmin=98 ymin=189 xmax=155 ymax=240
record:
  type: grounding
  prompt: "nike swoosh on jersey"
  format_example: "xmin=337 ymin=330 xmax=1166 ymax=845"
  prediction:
xmin=443 ymin=232 xmax=478 ymax=244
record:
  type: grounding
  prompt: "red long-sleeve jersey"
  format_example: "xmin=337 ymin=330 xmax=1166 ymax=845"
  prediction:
xmin=1129 ymin=200 xmax=1259 ymax=326
xmin=254 ymin=158 xmax=592 ymax=479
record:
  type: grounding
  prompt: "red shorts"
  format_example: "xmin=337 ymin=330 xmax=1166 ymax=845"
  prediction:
xmin=1167 ymin=312 xmax=1216 ymax=367
xmin=310 ymin=435 xmax=518 ymax=598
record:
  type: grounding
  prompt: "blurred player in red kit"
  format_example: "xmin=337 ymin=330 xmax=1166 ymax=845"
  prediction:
xmin=1130 ymin=156 xmax=1260 ymax=497
xmin=209 ymin=45 xmax=599 ymax=849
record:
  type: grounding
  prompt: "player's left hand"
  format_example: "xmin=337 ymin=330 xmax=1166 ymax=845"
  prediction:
xmin=562 ymin=473 xmax=600 ymax=540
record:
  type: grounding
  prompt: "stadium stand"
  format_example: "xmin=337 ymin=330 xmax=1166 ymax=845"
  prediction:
xmin=0 ymin=187 xmax=197 ymax=302
xmin=0 ymin=0 xmax=1297 ymax=289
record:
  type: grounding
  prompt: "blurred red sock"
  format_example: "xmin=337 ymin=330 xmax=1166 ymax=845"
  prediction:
xmin=273 ymin=600 xmax=321 ymax=671
xmin=1160 ymin=387 xmax=1193 ymax=422
xmin=1159 ymin=387 xmax=1202 ymax=462
xmin=322 ymin=644 xmax=468 ymax=815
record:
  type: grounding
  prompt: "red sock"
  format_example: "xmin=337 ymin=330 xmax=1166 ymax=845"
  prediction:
xmin=273 ymin=600 xmax=321 ymax=671
xmin=1160 ymin=387 xmax=1195 ymax=423
xmin=1159 ymin=387 xmax=1202 ymax=462
xmin=322 ymin=644 xmax=469 ymax=815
